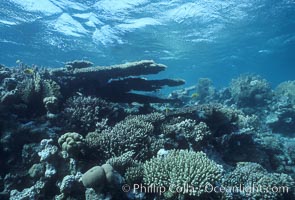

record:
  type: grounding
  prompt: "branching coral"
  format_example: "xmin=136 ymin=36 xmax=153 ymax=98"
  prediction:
xmin=125 ymin=112 xmax=165 ymax=124
xmin=62 ymin=96 xmax=125 ymax=133
xmin=106 ymin=151 xmax=136 ymax=174
xmin=223 ymin=162 xmax=294 ymax=200
xmin=3 ymin=70 xmax=62 ymax=116
xmin=161 ymin=119 xmax=211 ymax=148
xmin=124 ymin=162 xmax=144 ymax=185
xmin=143 ymin=150 xmax=223 ymax=199
xmin=85 ymin=117 xmax=154 ymax=160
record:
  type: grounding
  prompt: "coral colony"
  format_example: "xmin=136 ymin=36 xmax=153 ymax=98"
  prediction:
xmin=0 ymin=60 xmax=294 ymax=199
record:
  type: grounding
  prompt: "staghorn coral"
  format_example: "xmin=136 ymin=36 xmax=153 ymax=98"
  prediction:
xmin=223 ymin=162 xmax=294 ymax=200
xmin=229 ymin=74 xmax=272 ymax=108
xmin=0 ymin=64 xmax=61 ymax=115
xmin=143 ymin=149 xmax=223 ymax=199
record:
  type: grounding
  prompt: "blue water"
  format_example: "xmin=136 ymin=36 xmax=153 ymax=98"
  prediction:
xmin=0 ymin=0 xmax=294 ymax=87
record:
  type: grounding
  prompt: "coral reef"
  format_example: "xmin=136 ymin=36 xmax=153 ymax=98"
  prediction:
xmin=1 ymin=60 xmax=295 ymax=200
